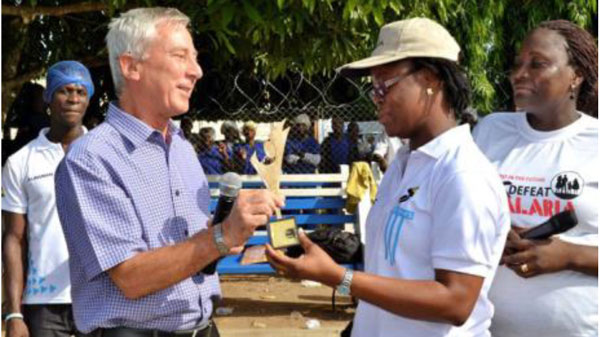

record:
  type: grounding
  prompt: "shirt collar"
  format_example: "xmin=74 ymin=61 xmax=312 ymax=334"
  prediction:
xmin=34 ymin=126 xmax=88 ymax=151
xmin=106 ymin=102 xmax=184 ymax=148
xmin=415 ymin=124 xmax=472 ymax=159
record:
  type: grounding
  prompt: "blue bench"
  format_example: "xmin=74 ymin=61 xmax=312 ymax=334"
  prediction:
xmin=206 ymin=166 xmax=364 ymax=274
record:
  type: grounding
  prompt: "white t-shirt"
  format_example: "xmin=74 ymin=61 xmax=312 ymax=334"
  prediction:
xmin=473 ymin=112 xmax=598 ymax=337
xmin=373 ymin=135 xmax=404 ymax=164
xmin=2 ymin=127 xmax=84 ymax=304
xmin=352 ymin=125 xmax=510 ymax=337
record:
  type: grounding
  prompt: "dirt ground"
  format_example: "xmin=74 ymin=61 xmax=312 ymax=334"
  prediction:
xmin=214 ymin=275 xmax=355 ymax=337
xmin=0 ymin=275 xmax=354 ymax=337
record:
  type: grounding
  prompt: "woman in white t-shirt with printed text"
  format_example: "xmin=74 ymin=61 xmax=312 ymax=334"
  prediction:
xmin=473 ymin=20 xmax=598 ymax=337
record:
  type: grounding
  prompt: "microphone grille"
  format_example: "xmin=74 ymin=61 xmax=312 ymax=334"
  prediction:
xmin=220 ymin=172 xmax=242 ymax=197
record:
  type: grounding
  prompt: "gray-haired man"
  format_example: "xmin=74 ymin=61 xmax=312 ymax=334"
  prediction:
xmin=55 ymin=8 xmax=283 ymax=337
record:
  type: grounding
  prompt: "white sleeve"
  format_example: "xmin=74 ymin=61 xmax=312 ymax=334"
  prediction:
xmin=302 ymin=153 xmax=321 ymax=166
xmin=471 ymin=115 xmax=492 ymax=148
xmin=1 ymin=156 xmax=27 ymax=214
xmin=286 ymin=154 xmax=300 ymax=164
xmin=373 ymin=140 xmax=388 ymax=157
xmin=431 ymin=171 xmax=509 ymax=277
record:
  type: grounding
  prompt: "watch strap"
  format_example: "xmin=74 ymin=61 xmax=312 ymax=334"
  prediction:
xmin=213 ymin=223 xmax=229 ymax=256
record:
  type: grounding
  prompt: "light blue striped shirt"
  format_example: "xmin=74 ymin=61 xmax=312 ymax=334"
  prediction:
xmin=55 ymin=102 xmax=219 ymax=333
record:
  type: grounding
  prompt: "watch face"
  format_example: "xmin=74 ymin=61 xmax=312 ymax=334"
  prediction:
xmin=216 ymin=241 xmax=228 ymax=255
xmin=337 ymin=286 xmax=350 ymax=295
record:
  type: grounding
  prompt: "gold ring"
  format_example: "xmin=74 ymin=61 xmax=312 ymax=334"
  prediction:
xmin=520 ymin=263 xmax=529 ymax=273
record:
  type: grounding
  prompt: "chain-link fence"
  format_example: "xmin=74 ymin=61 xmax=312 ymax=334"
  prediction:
xmin=2 ymin=68 xmax=474 ymax=173
xmin=183 ymin=70 xmax=390 ymax=175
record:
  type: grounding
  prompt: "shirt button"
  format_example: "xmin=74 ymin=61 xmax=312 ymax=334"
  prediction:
xmin=184 ymin=229 xmax=189 ymax=236
xmin=175 ymin=190 xmax=180 ymax=196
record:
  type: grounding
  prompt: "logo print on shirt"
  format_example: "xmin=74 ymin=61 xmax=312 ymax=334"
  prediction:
xmin=27 ymin=172 xmax=54 ymax=182
xmin=24 ymin=254 xmax=57 ymax=297
xmin=551 ymin=171 xmax=584 ymax=200
xmin=383 ymin=187 xmax=418 ymax=266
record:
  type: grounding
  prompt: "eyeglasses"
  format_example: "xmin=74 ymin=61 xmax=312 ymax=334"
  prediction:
xmin=369 ymin=68 xmax=417 ymax=103
xmin=369 ymin=76 xmax=402 ymax=103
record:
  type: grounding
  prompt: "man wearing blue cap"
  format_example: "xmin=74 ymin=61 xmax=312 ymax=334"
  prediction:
xmin=2 ymin=60 xmax=94 ymax=337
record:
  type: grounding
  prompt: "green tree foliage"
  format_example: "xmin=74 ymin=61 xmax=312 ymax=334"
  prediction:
xmin=2 ymin=0 xmax=597 ymax=121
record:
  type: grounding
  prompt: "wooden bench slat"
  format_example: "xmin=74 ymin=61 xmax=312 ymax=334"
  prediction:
xmin=283 ymin=198 xmax=347 ymax=209
xmin=217 ymin=255 xmax=274 ymax=274
xmin=216 ymin=255 xmax=359 ymax=274
xmin=203 ymin=214 xmax=353 ymax=226
xmin=289 ymin=214 xmax=355 ymax=225
xmin=247 ymin=236 xmax=269 ymax=245
xmin=205 ymin=166 xmax=364 ymax=275
xmin=210 ymin=197 xmax=347 ymax=211
xmin=209 ymin=182 xmax=345 ymax=189
xmin=210 ymin=188 xmax=346 ymax=197
xmin=207 ymin=174 xmax=347 ymax=183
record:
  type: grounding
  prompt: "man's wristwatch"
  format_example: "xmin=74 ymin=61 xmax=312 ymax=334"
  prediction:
xmin=336 ymin=268 xmax=354 ymax=295
xmin=212 ymin=223 xmax=229 ymax=256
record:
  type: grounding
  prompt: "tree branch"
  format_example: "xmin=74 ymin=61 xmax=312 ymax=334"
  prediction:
xmin=3 ymin=54 xmax=107 ymax=89
xmin=3 ymin=68 xmax=45 ymax=90
xmin=2 ymin=2 xmax=107 ymax=22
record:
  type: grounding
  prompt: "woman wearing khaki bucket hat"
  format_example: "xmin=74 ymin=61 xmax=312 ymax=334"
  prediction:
xmin=266 ymin=18 xmax=511 ymax=337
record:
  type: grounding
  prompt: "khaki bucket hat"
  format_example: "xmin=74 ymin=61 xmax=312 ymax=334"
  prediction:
xmin=337 ymin=17 xmax=461 ymax=77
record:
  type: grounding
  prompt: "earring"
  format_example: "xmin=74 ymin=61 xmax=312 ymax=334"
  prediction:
xmin=569 ymin=84 xmax=576 ymax=100
xmin=426 ymin=88 xmax=434 ymax=96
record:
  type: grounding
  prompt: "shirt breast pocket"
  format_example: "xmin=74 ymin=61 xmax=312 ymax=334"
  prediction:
xmin=399 ymin=188 xmax=433 ymax=260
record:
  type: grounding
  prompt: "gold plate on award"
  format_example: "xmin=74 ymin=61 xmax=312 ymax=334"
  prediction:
xmin=267 ymin=217 xmax=300 ymax=249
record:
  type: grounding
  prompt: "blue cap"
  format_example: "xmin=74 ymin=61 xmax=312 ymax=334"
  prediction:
xmin=43 ymin=61 xmax=95 ymax=103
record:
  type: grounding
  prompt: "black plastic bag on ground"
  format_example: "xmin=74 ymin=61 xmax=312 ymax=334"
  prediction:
xmin=286 ymin=227 xmax=363 ymax=264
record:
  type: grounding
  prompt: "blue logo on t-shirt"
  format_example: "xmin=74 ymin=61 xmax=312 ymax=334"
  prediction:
xmin=24 ymin=257 xmax=57 ymax=297
xmin=384 ymin=206 xmax=414 ymax=265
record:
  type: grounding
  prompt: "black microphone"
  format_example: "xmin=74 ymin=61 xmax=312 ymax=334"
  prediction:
xmin=203 ymin=172 xmax=242 ymax=274
xmin=521 ymin=209 xmax=578 ymax=240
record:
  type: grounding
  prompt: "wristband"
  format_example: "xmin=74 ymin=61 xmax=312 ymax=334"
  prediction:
xmin=4 ymin=313 xmax=24 ymax=321
xmin=336 ymin=269 xmax=354 ymax=296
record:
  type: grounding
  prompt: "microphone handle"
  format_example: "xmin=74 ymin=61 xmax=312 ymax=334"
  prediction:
xmin=202 ymin=196 xmax=236 ymax=275
xmin=212 ymin=197 xmax=236 ymax=225
xmin=521 ymin=217 xmax=565 ymax=240
xmin=521 ymin=222 xmax=556 ymax=240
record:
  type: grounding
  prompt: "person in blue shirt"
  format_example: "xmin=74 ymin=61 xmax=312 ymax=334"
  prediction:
xmin=220 ymin=120 xmax=241 ymax=153
xmin=347 ymin=121 xmax=368 ymax=166
xmin=198 ymin=127 xmax=233 ymax=174
xmin=180 ymin=116 xmax=201 ymax=154
xmin=52 ymin=8 xmax=284 ymax=337
xmin=233 ymin=121 xmax=270 ymax=175
xmin=319 ymin=116 xmax=351 ymax=173
xmin=283 ymin=114 xmax=321 ymax=174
